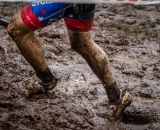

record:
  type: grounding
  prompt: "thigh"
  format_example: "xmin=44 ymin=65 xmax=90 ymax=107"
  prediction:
xmin=64 ymin=4 xmax=96 ymax=32
xmin=21 ymin=1 xmax=72 ymax=31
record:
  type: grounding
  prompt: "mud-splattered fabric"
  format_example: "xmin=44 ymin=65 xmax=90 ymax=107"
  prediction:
xmin=21 ymin=2 xmax=95 ymax=31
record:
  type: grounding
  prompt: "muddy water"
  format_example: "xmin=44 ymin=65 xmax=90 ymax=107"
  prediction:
xmin=0 ymin=4 xmax=160 ymax=130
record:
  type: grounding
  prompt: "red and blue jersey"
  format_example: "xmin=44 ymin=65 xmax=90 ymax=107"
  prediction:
xmin=21 ymin=2 xmax=95 ymax=32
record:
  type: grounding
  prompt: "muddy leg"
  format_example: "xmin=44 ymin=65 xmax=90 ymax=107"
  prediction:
xmin=68 ymin=31 xmax=120 ymax=104
xmin=7 ymin=12 xmax=54 ymax=84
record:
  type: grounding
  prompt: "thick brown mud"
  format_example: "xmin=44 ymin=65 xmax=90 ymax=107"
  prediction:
xmin=0 ymin=3 xmax=160 ymax=130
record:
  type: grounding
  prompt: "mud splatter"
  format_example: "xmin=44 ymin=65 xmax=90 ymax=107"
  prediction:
xmin=0 ymin=3 xmax=160 ymax=130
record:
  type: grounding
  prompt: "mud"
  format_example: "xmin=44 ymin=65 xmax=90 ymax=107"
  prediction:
xmin=0 ymin=3 xmax=160 ymax=130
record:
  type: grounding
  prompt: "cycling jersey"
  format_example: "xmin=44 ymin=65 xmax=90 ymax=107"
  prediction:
xmin=21 ymin=2 xmax=96 ymax=32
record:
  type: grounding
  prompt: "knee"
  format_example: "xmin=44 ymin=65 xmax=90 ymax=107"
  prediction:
xmin=7 ymin=13 xmax=29 ymax=38
xmin=69 ymin=31 xmax=92 ymax=54
xmin=70 ymin=37 xmax=84 ymax=53
xmin=7 ymin=14 xmax=20 ymax=37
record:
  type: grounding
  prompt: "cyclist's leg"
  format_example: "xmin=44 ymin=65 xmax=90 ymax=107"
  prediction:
xmin=7 ymin=2 xmax=71 ymax=84
xmin=65 ymin=4 xmax=132 ymax=119
xmin=65 ymin=4 xmax=120 ymax=103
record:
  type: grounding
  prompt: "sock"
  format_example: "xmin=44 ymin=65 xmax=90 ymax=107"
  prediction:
xmin=36 ymin=68 xmax=54 ymax=83
xmin=105 ymin=83 xmax=121 ymax=104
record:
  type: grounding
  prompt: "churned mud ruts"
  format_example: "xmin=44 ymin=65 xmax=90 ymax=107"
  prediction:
xmin=0 ymin=3 xmax=160 ymax=130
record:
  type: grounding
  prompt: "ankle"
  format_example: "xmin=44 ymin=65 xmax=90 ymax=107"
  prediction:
xmin=36 ymin=68 xmax=55 ymax=83
xmin=104 ymin=82 xmax=121 ymax=104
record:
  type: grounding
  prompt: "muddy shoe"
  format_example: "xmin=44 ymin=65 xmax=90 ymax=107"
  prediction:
xmin=108 ymin=91 xmax=132 ymax=120
xmin=25 ymin=78 xmax=58 ymax=97
xmin=41 ymin=78 xmax=58 ymax=91
xmin=25 ymin=81 xmax=45 ymax=97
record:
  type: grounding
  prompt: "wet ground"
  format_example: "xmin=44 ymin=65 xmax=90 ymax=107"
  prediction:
xmin=0 ymin=3 xmax=160 ymax=130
